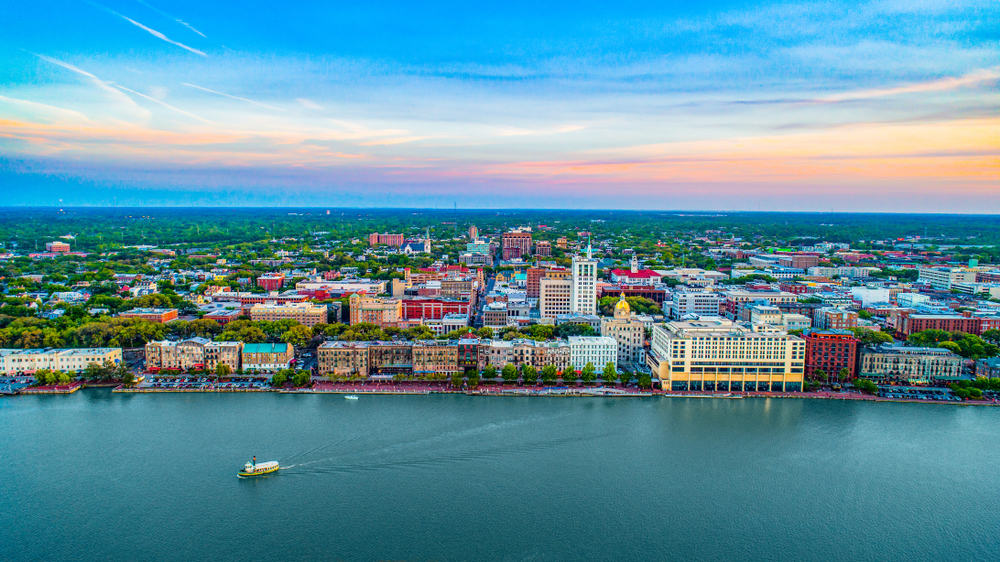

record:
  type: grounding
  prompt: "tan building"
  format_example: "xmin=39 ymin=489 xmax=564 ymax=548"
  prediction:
xmin=600 ymin=293 xmax=646 ymax=367
xmin=249 ymin=302 xmax=327 ymax=327
xmin=120 ymin=308 xmax=179 ymax=323
xmin=367 ymin=342 xmax=412 ymax=375
xmin=145 ymin=338 xmax=242 ymax=372
xmin=0 ymin=347 xmax=122 ymax=374
xmin=539 ymin=277 xmax=572 ymax=318
xmin=348 ymin=294 xmax=402 ymax=327
xmin=242 ymin=343 xmax=293 ymax=373
xmin=145 ymin=338 xmax=211 ymax=371
xmin=318 ymin=341 xmax=370 ymax=377
xmin=648 ymin=317 xmax=805 ymax=391
xmin=412 ymin=341 xmax=460 ymax=376
xmin=859 ymin=345 xmax=962 ymax=384
xmin=479 ymin=339 xmax=570 ymax=371
xmin=205 ymin=341 xmax=242 ymax=372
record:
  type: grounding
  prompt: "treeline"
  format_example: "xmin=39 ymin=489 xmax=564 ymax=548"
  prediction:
xmin=908 ymin=330 xmax=1000 ymax=360
xmin=0 ymin=313 xmax=603 ymax=351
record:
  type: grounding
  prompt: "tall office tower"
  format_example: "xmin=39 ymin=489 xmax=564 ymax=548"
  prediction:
xmin=571 ymin=243 xmax=598 ymax=315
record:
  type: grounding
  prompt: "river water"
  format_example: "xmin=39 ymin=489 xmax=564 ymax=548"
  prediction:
xmin=2 ymin=391 xmax=999 ymax=560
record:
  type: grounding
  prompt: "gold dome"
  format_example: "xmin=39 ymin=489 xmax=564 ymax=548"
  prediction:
xmin=614 ymin=292 xmax=630 ymax=318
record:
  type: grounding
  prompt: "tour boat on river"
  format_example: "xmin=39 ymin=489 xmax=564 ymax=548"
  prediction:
xmin=238 ymin=456 xmax=279 ymax=477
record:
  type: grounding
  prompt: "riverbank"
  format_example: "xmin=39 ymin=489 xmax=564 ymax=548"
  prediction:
xmin=104 ymin=382 xmax=1000 ymax=405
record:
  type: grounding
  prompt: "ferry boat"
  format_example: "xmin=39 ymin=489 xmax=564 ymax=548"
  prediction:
xmin=238 ymin=456 xmax=279 ymax=477
xmin=344 ymin=395 xmax=359 ymax=400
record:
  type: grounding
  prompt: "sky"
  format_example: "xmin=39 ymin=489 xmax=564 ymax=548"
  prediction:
xmin=0 ymin=0 xmax=997 ymax=211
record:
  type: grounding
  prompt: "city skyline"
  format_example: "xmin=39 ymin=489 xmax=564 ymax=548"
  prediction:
xmin=1 ymin=0 xmax=998 ymax=211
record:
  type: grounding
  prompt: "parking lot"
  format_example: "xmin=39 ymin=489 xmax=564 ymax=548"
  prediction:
xmin=139 ymin=376 xmax=271 ymax=391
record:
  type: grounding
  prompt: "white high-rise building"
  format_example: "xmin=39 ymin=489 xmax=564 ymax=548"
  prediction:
xmin=571 ymin=244 xmax=598 ymax=315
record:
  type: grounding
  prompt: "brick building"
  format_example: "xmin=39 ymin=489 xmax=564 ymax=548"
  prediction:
xmin=803 ymin=329 xmax=859 ymax=380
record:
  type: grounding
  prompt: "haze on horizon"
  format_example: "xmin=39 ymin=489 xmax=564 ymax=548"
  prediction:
xmin=1 ymin=0 xmax=997 ymax=212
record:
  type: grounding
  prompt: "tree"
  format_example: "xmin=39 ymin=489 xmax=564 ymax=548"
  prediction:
xmin=581 ymin=362 xmax=596 ymax=385
xmin=450 ymin=371 xmax=464 ymax=389
xmin=837 ymin=368 xmax=850 ymax=382
xmin=602 ymin=362 xmax=617 ymax=384
xmin=501 ymin=364 xmax=517 ymax=384
xmin=270 ymin=371 xmax=288 ymax=387
xmin=466 ymin=368 xmax=480 ymax=388
xmin=562 ymin=366 xmax=577 ymax=385
xmin=215 ymin=362 xmax=232 ymax=380
xmin=813 ymin=368 xmax=828 ymax=384
xmin=853 ymin=378 xmax=878 ymax=395
xmin=541 ymin=365 xmax=558 ymax=384
xmin=56 ymin=372 xmax=71 ymax=384
xmin=476 ymin=327 xmax=494 ymax=339
xmin=982 ymin=329 xmax=1000 ymax=344
xmin=292 ymin=369 xmax=312 ymax=387
xmin=482 ymin=365 xmax=497 ymax=380
xmin=120 ymin=370 xmax=135 ymax=387
xmin=849 ymin=328 xmax=893 ymax=346
xmin=522 ymin=365 xmax=538 ymax=385
xmin=280 ymin=324 xmax=312 ymax=348
xmin=637 ymin=374 xmax=653 ymax=389
xmin=84 ymin=361 xmax=109 ymax=382
xmin=619 ymin=370 xmax=631 ymax=386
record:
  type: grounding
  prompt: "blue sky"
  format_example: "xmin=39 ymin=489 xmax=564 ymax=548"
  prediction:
xmin=0 ymin=0 xmax=997 ymax=210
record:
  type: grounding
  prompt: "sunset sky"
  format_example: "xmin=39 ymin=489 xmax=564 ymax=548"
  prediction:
xmin=1 ymin=0 xmax=997 ymax=211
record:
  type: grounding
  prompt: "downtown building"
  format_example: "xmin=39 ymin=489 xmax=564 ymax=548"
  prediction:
xmin=249 ymin=302 xmax=327 ymax=327
xmin=600 ymin=293 xmax=646 ymax=367
xmin=0 ymin=347 xmax=122 ymax=375
xmin=501 ymin=230 xmax=533 ymax=260
xmin=648 ymin=317 xmax=805 ymax=392
xmin=570 ymin=245 xmax=598 ymax=315
xmin=145 ymin=338 xmax=242 ymax=372
xmin=802 ymin=329 xmax=859 ymax=380
xmin=858 ymin=345 xmax=962 ymax=385
xmin=567 ymin=336 xmax=617 ymax=371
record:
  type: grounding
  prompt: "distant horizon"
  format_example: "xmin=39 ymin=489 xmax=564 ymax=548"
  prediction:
xmin=1 ymin=205 xmax=999 ymax=216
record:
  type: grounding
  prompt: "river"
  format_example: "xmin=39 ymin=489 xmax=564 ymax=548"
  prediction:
xmin=2 ymin=391 xmax=998 ymax=560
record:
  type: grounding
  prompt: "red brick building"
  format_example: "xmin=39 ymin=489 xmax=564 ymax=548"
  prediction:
xmin=401 ymin=297 xmax=472 ymax=321
xmin=803 ymin=329 xmax=859 ymax=380
xmin=368 ymin=233 xmax=404 ymax=247
xmin=46 ymin=241 xmax=71 ymax=253
xmin=256 ymin=273 xmax=285 ymax=291
xmin=598 ymin=284 xmax=667 ymax=305
xmin=502 ymin=231 xmax=532 ymax=260
xmin=900 ymin=314 xmax=981 ymax=336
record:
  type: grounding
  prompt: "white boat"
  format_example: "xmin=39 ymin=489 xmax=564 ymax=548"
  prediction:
xmin=238 ymin=456 xmax=279 ymax=477
xmin=344 ymin=395 xmax=359 ymax=400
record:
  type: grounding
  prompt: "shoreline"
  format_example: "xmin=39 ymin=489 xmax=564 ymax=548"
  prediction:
xmin=103 ymin=383 xmax=999 ymax=406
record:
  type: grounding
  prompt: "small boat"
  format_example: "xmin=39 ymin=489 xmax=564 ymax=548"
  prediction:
xmin=344 ymin=395 xmax=359 ymax=400
xmin=238 ymin=456 xmax=279 ymax=477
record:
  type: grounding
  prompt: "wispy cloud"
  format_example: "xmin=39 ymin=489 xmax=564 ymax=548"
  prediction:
xmin=0 ymin=95 xmax=91 ymax=124
xmin=117 ymin=14 xmax=207 ymax=56
xmin=135 ymin=0 xmax=207 ymax=37
xmin=32 ymin=53 xmax=149 ymax=119
xmin=815 ymin=67 xmax=1000 ymax=103
xmin=89 ymin=2 xmax=207 ymax=56
xmin=182 ymin=83 xmax=283 ymax=111
xmin=113 ymin=85 xmax=213 ymax=124
xmin=296 ymin=98 xmax=324 ymax=110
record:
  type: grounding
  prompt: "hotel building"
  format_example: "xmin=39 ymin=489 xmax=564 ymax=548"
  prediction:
xmin=648 ymin=317 xmax=805 ymax=391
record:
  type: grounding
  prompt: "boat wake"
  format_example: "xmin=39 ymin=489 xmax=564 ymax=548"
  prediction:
xmin=282 ymin=431 xmax=612 ymax=476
